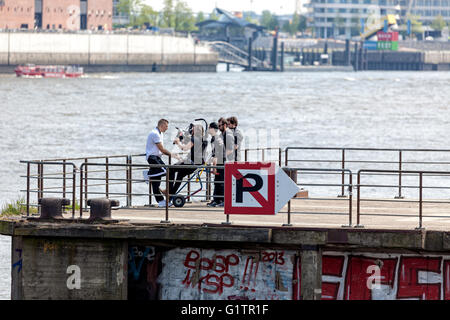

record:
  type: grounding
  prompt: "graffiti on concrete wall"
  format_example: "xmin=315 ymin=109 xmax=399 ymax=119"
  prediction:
xmin=127 ymin=245 xmax=162 ymax=300
xmin=319 ymin=252 xmax=450 ymax=300
xmin=157 ymin=248 xmax=296 ymax=300
xmin=127 ymin=246 xmax=450 ymax=300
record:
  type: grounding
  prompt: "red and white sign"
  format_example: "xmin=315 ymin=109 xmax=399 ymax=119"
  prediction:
xmin=376 ymin=31 xmax=399 ymax=41
xmin=224 ymin=162 xmax=299 ymax=215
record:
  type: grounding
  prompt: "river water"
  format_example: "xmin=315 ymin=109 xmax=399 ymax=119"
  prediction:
xmin=0 ymin=68 xmax=450 ymax=299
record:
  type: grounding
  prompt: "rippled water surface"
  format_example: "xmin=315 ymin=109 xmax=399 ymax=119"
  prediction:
xmin=0 ymin=69 xmax=450 ymax=299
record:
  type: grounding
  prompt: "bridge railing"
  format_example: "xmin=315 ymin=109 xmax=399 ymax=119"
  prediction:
xmin=207 ymin=41 xmax=267 ymax=68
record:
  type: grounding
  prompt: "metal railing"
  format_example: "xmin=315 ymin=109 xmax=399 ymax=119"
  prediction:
xmin=285 ymin=147 xmax=450 ymax=198
xmin=244 ymin=147 xmax=282 ymax=166
xmin=77 ymin=161 xmax=225 ymax=223
xmin=356 ymin=169 xmax=450 ymax=230
xmin=19 ymin=160 xmax=77 ymax=218
xmin=283 ymin=168 xmax=353 ymax=228
xmin=18 ymin=146 xmax=450 ymax=229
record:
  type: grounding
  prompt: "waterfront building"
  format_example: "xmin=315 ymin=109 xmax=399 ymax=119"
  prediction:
xmin=0 ymin=0 xmax=113 ymax=31
xmin=305 ymin=0 xmax=450 ymax=39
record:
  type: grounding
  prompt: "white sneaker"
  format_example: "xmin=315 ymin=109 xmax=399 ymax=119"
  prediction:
xmin=142 ymin=170 xmax=149 ymax=184
xmin=158 ymin=200 xmax=173 ymax=208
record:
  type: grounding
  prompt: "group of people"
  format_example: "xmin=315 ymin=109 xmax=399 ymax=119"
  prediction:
xmin=144 ymin=117 xmax=243 ymax=208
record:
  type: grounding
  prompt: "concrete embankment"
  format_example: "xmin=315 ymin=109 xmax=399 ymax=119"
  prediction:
xmin=332 ymin=49 xmax=450 ymax=70
xmin=1 ymin=217 xmax=450 ymax=300
xmin=0 ymin=32 xmax=218 ymax=73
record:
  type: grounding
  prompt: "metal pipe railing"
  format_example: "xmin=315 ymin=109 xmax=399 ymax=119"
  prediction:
xmin=78 ymin=162 xmax=226 ymax=222
xmin=285 ymin=147 xmax=450 ymax=199
xmin=20 ymin=160 xmax=77 ymax=218
xmin=19 ymin=147 xmax=450 ymax=229
xmin=284 ymin=167 xmax=353 ymax=227
xmin=356 ymin=169 xmax=450 ymax=230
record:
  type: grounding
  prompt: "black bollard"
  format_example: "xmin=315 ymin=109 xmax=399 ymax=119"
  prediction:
xmin=38 ymin=197 xmax=70 ymax=219
xmin=87 ymin=198 xmax=120 ymax=221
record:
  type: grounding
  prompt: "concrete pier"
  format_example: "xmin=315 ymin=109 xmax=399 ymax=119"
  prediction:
xmin=2 ymin=200 xmax=450 ymax=300
xmin=0 ymin=32 xmax=218 ymax=73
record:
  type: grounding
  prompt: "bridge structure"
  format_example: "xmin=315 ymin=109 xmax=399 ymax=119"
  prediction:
xmin=206 ymin=41 xmax=272 ymax=71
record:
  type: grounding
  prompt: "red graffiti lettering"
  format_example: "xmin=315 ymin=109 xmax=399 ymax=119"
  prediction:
xmin=397 ymin=257 xmax=441 ymax=300
xmin=344 ymin=256 xmax=397 ymax=300
xmin=181 ymin=250 xmax=240 ymax=296
xmin=184 ymin=250 xmax=200 ymax=269
xmin=322 ymin=255 xmax=345 ymax=300
xmin=261 ymin=251 xmax=285 ymax=265
xmin=444 ymin=260 xmax=450 ymax=300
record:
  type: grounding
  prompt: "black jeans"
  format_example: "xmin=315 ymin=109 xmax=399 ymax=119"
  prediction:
xmin=147 ymin=155 xmax=166 ymax=203
xmin=168 ymin=163 xmax=196 ymax=198
xmin=213 ymin=168 xmax=225 ymax=204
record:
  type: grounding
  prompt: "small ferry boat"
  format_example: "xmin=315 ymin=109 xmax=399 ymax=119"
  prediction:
xmin=14 ymin=64 xmax=84 ymax=78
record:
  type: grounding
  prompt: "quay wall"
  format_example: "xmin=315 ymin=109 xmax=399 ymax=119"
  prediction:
xmin=332 ymin=49 xmax=450 ymax=70
xmin=2 ymin=219 xmax=450 ymax=300
xmin=0 ymin=32 xmax=218 ymax=72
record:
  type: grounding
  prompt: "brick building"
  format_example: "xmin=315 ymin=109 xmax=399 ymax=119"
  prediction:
xmin=0 ymin=0 xmax=113 ymax=31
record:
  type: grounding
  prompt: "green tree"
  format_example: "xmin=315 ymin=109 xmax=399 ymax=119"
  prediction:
xmin=431 ymin=15 xmax=446 ymax=31
xmin=281 ymin=20 xmax=292 ymax=34
xmin=196 ymin=11 xmax=205 ymax=24
xmin=116 ymin=0 xmax=143 ymax=26
xmin=136 ymin=4 xmax=159 ymax=27
xmin=161 ymin=0 xmax=175 ymax=28
xmin=260 ymin=10 xmax=279 ymax=31
xmin=174 ymin=0 xmax=195 ymax=31
xmin=260 ymin=10 xmax=273 ymax=28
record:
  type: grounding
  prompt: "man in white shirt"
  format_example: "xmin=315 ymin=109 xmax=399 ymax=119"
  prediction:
xmin=144 ymin=119 xmax=179 ymax=207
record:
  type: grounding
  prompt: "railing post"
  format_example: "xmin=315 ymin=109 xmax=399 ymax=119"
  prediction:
xmin=355 ymin=171 xmax=364 ymax=228
xmin=279 ymin=148 xmax=282 ymax=167
xmin=283 ymin=168 xmax=294 ymax=226
xmin=161 ymin=166 xmax=171 ymax=224
xmin=416 ymin=172 xmax=424 ymax=230
xmin=26 ymin=162 xmax=30 ymax=216
xmin=338 ymin=149 xmax=346 ymax=197
xmin=395 ymin=150 xmax=404 ymax=199
xmin=207 ymin=168 xmax=212 ymax=201
xmin=84 ymin=158 xmax=88 ymax=210
xmin=187 ymin=174 xmax=191 ymax=203
xmin=285 ymin=148 xmax=289 ymax=166
xmin=282 ymin=200 xmax=292 ymax=227
xmin=72 ymin=165 xmax=76 ymax=219
xmin=342 ymin=170 xmax=352 ymax=227
xmin=62 ymin=160 xmax=66 ymax=199
xmin=37 ymin=162 xmax=43 ymax=201
xmin=79 ymin=165 xmax=84 ymax=218
xmin=105 ymin=157 xmax=109 ymax=198
xmin=126 ymin=155 xmax=132 ymax=207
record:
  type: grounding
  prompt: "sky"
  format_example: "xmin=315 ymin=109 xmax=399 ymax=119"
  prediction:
xmin=143 ymin=0 xmax=300 ymax=15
